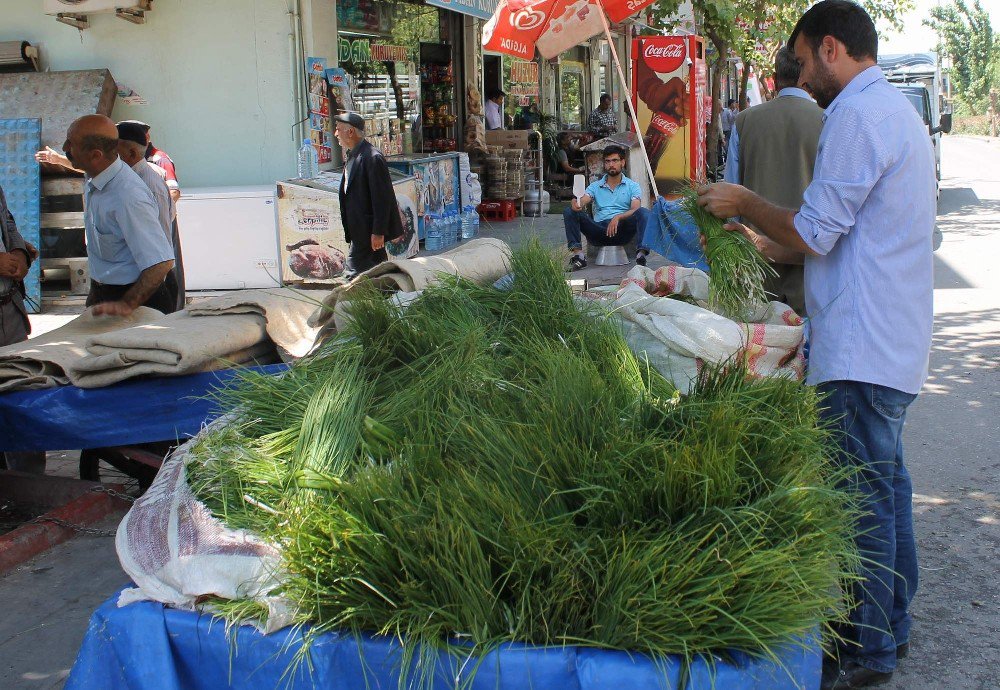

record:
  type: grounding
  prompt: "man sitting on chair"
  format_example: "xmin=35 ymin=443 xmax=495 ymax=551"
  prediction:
xmin=563 ymin=145 xmax=649 ymax=270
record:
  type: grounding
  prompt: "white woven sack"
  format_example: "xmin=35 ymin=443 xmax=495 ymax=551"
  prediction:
xmin=115 ymin=421 xmax=292 ymax=632
xmin=612 ymin=265 xmax=805 ymax=392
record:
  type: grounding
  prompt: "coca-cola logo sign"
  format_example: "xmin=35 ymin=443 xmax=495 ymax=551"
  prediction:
xmin=642 ymin=40 xmax=686 ymax=74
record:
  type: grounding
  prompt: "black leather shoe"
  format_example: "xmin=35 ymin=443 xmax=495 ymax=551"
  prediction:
xmin=821 ymin=660 xmax=893 ymax=689
xmin=635 ymin=251 xmax=648 ymax=267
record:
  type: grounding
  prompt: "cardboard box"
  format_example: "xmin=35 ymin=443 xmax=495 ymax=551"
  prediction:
xmin=485 ymin=130 xmax=534 ymax=150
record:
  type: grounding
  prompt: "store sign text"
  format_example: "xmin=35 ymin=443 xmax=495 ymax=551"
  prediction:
xmin=510 ymin=60 xmax=538 ymax=84
xmin=338 ymin=39 xmax=411 ymax=64
xmin=425 ymin=0 xmax=501 ymax=21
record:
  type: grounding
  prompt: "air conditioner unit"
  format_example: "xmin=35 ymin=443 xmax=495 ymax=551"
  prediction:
xmin=44 ymin=0 xmax=152 ymax=28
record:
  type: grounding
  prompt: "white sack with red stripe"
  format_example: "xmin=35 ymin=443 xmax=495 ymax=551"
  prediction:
xmin=611 ymin=265 xmax=805 ymax=392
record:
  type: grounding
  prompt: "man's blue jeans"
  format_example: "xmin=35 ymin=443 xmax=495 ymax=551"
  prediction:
xmin=818 ymin=380 xmax=918 ymax=674
xmin=563 ymin=207 xmax=650 ymax=250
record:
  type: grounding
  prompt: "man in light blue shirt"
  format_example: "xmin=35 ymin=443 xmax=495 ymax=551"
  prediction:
xmin=64 ymin=115 xmax=175 ymax=316
xmin=698 ymin=2 xmax=935 ymax=687
xmin=563 ymin=145 xmax=649 ymax=270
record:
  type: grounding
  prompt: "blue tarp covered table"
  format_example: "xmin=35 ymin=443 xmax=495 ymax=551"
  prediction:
xmin=0 ymin=364 xmax=287 ymax=452
xmin=66 ymin=592 xmax=821 ymax=689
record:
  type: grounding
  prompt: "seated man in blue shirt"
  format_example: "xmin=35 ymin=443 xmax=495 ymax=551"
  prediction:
xmin=563 ymin=145 xmax=649 ymax=270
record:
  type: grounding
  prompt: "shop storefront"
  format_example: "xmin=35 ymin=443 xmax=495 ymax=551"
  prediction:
xmin=334 ymin=0 xmax=467 ymax=155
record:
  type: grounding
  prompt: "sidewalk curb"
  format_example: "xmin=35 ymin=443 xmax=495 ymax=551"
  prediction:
xmin=0 ymin=483 xmax=128 ymax=575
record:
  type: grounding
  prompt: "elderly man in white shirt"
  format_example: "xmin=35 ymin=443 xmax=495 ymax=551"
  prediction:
xmin=117 ymin=120 xmax=185 ymax=311
xmin=63 ymin=115 xmax=175 ymax=316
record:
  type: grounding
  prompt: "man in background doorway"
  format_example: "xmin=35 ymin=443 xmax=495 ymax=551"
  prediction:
xmin=485 ymin=90 xmax=506 ymax=131
xmin=587 ymin=94 xmax=618 ymax=137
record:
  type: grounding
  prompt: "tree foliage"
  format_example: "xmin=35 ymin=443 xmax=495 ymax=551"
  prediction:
xmin=925 ymin=0 xmax=997 ymax=114
xmin=644 ymin=0 xmax=913 ymax=170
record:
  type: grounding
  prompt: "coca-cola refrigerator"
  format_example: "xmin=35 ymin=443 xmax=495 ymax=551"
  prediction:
xmin=631 ymin=35 xmax=707 ymax=195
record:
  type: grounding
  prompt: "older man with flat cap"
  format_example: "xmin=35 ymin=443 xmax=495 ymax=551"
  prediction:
xmin=333 ymin=112 xmax=403 ymax=277
xmin=63 ymin=114 xmax=174 ymax=315
xmin=118 ymin=121 xmax=185 ymax=311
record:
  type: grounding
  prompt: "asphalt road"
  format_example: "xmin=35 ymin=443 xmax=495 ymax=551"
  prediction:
xmin=0 ymin=136 xmax=997 ymax=690
xmin=884 ymin=135 xmax=1000 ymax=690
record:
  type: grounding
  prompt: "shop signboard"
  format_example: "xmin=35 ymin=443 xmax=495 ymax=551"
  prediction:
xmin=337 ymin=0 xmax=389 ymax=34
xmin=631 ymin=35 xmax=707 ymax=195
xmin=425 ymin=0 xmax=500 ymax=20
xmin=339 ymin=38 xmax=412 ymax=65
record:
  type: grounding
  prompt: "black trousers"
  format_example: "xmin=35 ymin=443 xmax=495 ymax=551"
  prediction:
xmin=87 ymin=279 xmax=177 ymax=314
xmin=346 ymin=242 xmax=388 ymax=276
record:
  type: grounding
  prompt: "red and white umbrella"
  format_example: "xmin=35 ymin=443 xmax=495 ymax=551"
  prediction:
xmin=482 ymin=0 xmax=661 ymax=187
xmin=483 ymin=0 xmax=655 ymax=60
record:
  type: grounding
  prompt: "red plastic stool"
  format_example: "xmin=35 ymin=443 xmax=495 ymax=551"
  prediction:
xmin=477 ymin=200 xmax=517 ymax=222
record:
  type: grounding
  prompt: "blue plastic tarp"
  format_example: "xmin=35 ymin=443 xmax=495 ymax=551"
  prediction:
xmin=0 ymin=365 xmax=287 ymax=452
xmin=641 ymin=196 xmax=711 ymax=273
xmin=66 ymin=592 xmax=821 ymax=690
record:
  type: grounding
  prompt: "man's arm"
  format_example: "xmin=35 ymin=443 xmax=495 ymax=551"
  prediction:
xmin=607 ymin=197 xmax=642 ymax=237
xmin=0 ymin=193 xmax=32 ymax=279
xmin=697 ymin=182 xmax=815 ymax=255
xmin=367 ymin=152 xmax=400 ymax=251
xmin=34 ymin=147 xmax=82 ymax=173
xmin=570 ymin=193 xmax=593 ymax=212
xmin=92 ymin=260 xmax=174 ymax=316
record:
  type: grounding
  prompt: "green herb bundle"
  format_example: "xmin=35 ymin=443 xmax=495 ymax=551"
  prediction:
xmin=188 ymin=241 xmax=858 ymax=686
xmin=678 ymin=186 xmax=776 ymax=320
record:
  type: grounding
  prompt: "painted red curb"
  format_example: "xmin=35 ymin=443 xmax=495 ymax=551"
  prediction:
xmin=0 ymin=488 xmax=130 ymax=576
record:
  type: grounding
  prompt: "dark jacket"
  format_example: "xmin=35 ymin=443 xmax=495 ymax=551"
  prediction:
xmin=0 ymin=185 xmax=32 ymax=340
xmin=338 ymin=140 xmax=403 ymax=247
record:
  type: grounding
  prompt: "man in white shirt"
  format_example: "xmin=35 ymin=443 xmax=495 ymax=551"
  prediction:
xmin=63 ymin=115 xmax=175 ymax=316
xmin=117 ymin=121 xmax=184 ymax=311
xmin=485 ymin=90 xmax=505 ymax=131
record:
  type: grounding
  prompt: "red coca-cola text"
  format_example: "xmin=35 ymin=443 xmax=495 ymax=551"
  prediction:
xmin=642 ymin=39 xmax=686 ymax=74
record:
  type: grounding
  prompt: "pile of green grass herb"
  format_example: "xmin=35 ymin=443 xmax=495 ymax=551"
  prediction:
xmin=678 ymin=186 xmax=776 ymax=320
xmin=187 ymin=241 xmax=859 ymax=683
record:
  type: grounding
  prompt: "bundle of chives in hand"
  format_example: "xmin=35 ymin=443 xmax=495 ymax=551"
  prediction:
xmin=679 ymin=186 xmax=776 ymax=320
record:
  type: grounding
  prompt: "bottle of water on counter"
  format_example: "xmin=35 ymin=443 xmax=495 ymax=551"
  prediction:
xmin=297 ymin=138 xmax=319 ymax=179
xmin=424 ymin=214 xmax=441 ymax=252
xmin=448 ymin=211 xmax=459 ymax=246
xmin=461 ymin=206 xmax=477 ymax=240
xmin=442 ymin=211 xmax=455 ymax=248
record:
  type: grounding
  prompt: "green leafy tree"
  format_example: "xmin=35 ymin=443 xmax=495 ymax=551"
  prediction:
xmin=926 ymin=0 xmax=997 ymax=114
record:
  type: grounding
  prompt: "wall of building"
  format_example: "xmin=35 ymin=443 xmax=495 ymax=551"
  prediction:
xmin=1 ymin=0 xmax=303 ymax=188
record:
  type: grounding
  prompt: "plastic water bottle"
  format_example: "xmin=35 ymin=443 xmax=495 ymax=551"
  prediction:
xmin=461 ymin=206 xmax=477 ymax=240
xmin=448 ymin=211 xmax=459 ymax=246
xmin=297 ymin=138 xmax=319 ymax=179
xmin=443 ymin=211 xmax=455 ymax=248
xmin=424 ymin=214 xmax=441 ymax=251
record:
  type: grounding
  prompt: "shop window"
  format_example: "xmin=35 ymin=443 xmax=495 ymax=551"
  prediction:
xmin=338 ymin=1 xmax=451 ymax=153
xmin=559 ymin=61 xmax=586 ymax=130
